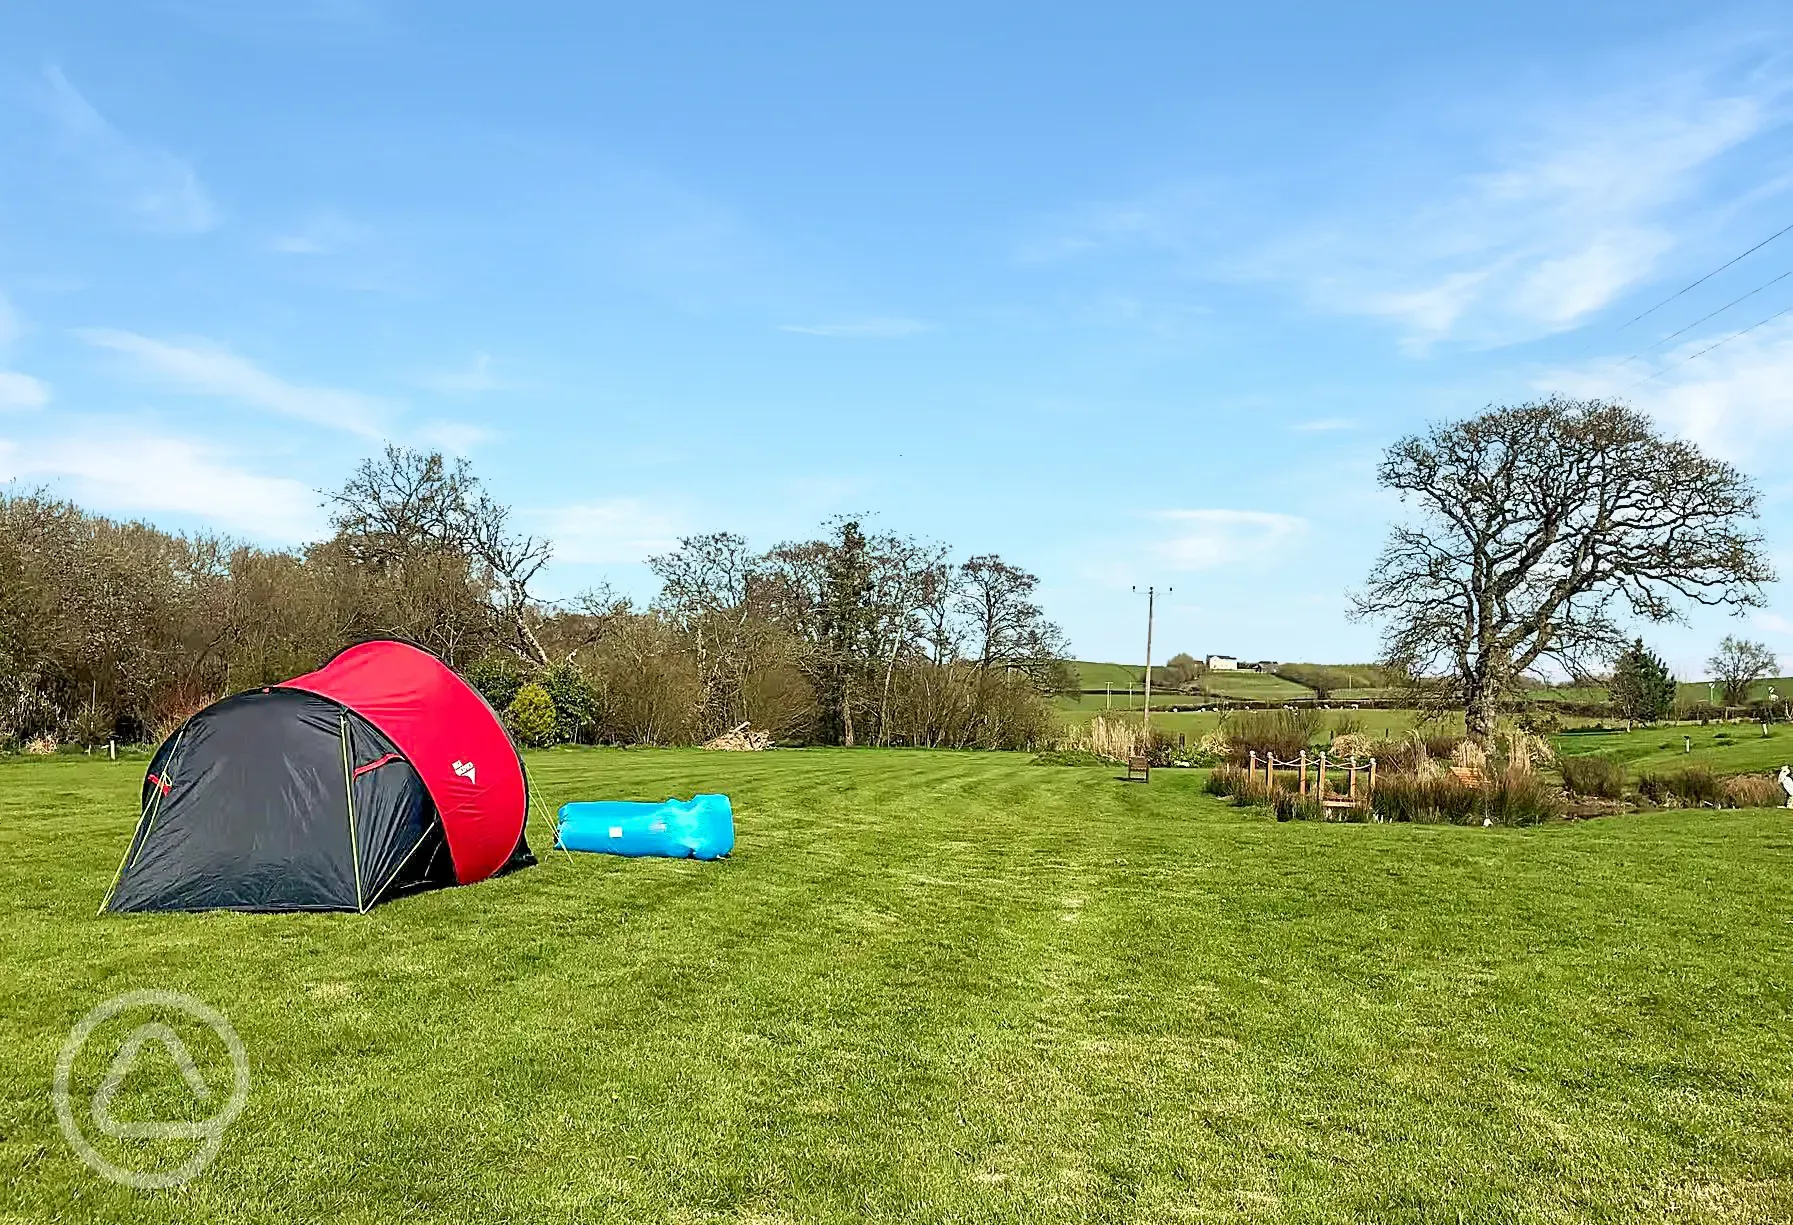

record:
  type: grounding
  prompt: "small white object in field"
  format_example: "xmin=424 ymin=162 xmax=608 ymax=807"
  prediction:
xmin=1482 ymin=817 xmax=1493 ymax=827
xmin=1780 ymin=766 xmax=1793 ymax=808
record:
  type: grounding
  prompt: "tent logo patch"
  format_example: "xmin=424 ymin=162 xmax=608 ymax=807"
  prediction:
xmin=452 ymin=760 xmax=477 ymax=784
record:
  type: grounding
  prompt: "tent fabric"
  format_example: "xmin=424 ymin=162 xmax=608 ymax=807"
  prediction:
xmin=105 ymin=639 xmax=530 ymax=914
xmin=281 ymin=640 xmax=528 ymax=885
xmin=107 ymin=689 xmax=447 ymax=912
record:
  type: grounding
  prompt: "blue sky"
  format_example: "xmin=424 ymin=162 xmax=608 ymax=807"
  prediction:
xmin=2 ymin=2 xmax=1792 ymax=677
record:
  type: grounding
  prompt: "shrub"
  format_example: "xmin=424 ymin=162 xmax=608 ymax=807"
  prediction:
xmin=1376 ymin=733 xmax=1431 ymax=775
xmin=1637 ymin=765 xmax=1722 ymax=807
xmin=506 ymin=683 xmax=559 ymax=748
xmin=540 ymin=662 xmax=602 ymax=745
xmin=1557 ymin=753 xmax=1624 ymax=799
xmin=1422 ymin=732 xmax=1465 ymax=760
xmin=1679 ymin=701 xmax=1723 ymax=725
xmin=464 ymin=654 xmax=529 ymax=714
xmin=1482 ymin=766 xmax=1566 ymax=826
xmin=1205 ymin=764 xmax=1276 ymax=808
xmin=1224 ymin=707 xmax=1323 ymax=764
xmin=1722 ymin=773 xmax=1785 ymax=809
xmin=70 ymin=702 xmax=117 ymax=747
xmin=1329 ymin=713 xmax=1366 ymax=739
xmin=1329 ymin=732 xmax=1376 ymax=761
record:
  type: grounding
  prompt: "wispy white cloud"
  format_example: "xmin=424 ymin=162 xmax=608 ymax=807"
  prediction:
xmin=0 ymin=430 xmax=323 ymax=542
xmin=1292 ymin=417 xmax=1358 ymax=432
xmin=38 ymin=67 xmax=218 ymax=235
xmin=420 ymin=351 xmax=506 ymax=393
xmin=0 ymin=293 xmax=49 ymax=411
xmin=541 ymin=499 xmax=682 ymax=564
xmin=79 ymin=328 xmax=390 ymax=437
xmin=0 ymin=373 xmax=51 ymax=412
xmin=271 ymin=210 xmax=366 ymax=255
xmin=779 ymin=318 xmax=933 ymax=338
xmin=1150 ymin=509 xmax=1307 ymax=569
xmin=414 ymin=420 xmax=496 ymax=454
xmin=1028 ymin=64 xmax=1782 ymax=349
xmin=1544 ymin=316 xmax=1793 ymax=462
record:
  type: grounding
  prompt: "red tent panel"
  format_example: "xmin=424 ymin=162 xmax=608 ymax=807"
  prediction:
xmin=282 ymin=641 xmax=525 ymax=884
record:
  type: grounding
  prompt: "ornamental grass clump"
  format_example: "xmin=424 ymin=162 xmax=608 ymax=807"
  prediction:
xmin=1721 ymin=773 xmax=1785 ymax=809
xmin=1637 ymin=765 xmax=1722 ymax=807
xmin=1223 ymin=708 xmax=1323 ymax=764
xmin=1556 ymin=753 xmax=1625 ymax=799
xmin=1371 ymin=765 xmax=1563 ymax=825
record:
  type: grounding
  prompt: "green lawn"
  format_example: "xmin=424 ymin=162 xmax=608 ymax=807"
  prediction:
xmin=4 ymin=749 xmax=1793 ymax=1222
xmin=1552 ymin=723 xmax=1793 ymax=776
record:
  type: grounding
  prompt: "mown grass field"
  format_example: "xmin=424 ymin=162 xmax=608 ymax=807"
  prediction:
xmin=1554 ymin=723 xmax=1793 ymax=777
xmin=4 ymin=749 xmax=1793 ymax=1223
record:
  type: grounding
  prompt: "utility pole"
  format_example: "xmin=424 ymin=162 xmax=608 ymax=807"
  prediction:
xmin=1133 ymin=585 xmax=1170 ymax=731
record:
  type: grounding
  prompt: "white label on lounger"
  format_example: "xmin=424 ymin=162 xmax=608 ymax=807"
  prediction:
xmin=609 ymin=826 xmax=623 ymax=838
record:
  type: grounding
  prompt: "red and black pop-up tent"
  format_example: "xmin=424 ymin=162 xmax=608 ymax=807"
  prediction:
xmin=105 ymin=640 xmax=533 ymax=913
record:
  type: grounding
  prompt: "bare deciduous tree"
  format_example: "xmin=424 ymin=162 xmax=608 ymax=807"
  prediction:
xmin=327 ymin=445 xmax=551 ymax=665
xmin=1351 ymin=397 xmax=1772 ymax=741
xmin=1707 ymin=635 xmax=1780 ymax=707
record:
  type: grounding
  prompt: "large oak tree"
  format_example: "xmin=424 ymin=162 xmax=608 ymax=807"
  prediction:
xmin=1350 ymin=397 xmax=1772 ymax=741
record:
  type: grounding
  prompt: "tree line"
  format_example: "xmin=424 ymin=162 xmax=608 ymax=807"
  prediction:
xmin=0 ymin=447 xmax=1070 ymax=752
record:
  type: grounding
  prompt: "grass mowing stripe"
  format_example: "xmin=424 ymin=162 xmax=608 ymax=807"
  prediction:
xmin=2 ymin=749 xmax=1791 ymax=1222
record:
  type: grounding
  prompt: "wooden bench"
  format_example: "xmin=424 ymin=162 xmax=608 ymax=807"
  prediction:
xmin=1125 ymin=755 xmax=1151 ymax=782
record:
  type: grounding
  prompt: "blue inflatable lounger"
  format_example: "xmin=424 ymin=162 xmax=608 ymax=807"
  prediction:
xmin=555 ymin=794 xmax=735 ymax=860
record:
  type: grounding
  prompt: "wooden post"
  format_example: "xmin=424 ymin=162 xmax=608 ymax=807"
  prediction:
xmin=1348 ymin=758 xmax=1358 ymax=799
xmin=1298 ymin=750 xmax=1307 ymax=797
xmin=1318 ymin=752 xmax=1328 ymax=799
xmin=1368 ymin=757 xmax=1376 ymax=795
xmin=1249 ymin=751 xmax=1258 ymax=786
xmin=108 ymin=739 xmax=116 ymax=761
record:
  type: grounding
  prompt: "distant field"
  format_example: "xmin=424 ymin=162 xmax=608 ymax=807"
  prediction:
xmin=1067 ymin=660 xmax=1315 ymax=704
xmin=1674 ymin=677 xmax=1793 ymax=706
xmin=1067 ymin=660 xmax=1148 ymax=688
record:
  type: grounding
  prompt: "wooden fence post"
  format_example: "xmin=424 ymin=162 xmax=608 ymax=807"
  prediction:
xmin=1348 ymin=758 xmax=1358 ymax=799
xmin=1298 ymin=750 xmax=1307 ymax=796
xmin=1318 ymin=752 xmax=1328 ymax=798
xmin=1249 ymin=751 xmax=1258 ymax=786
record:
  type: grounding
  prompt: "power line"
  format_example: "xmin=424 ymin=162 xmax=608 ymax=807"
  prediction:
xmin=1615 ymin=219 xmax=1793 ymax=332
xmin=1626 ymin=301 xmax=1793 ymax=389
xmin=1611 ymin=267 xmax=1793 ymax=370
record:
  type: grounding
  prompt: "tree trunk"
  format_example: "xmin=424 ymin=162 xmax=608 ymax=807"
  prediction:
xmin=1465 ymin=676 xmax=1498 ymax=744
xmin=841 ymin=675 xmax=855 ymax=747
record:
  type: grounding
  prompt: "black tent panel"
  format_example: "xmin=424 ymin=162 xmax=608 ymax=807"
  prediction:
xmin=344 ymin=715 xmax=455 ymax=904
xmin=107 ymin=689 xmax=442 ymax=913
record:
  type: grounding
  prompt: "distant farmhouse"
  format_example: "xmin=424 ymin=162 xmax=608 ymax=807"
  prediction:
xmin=1204 ymin=655 xmax=1278 ymax=674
